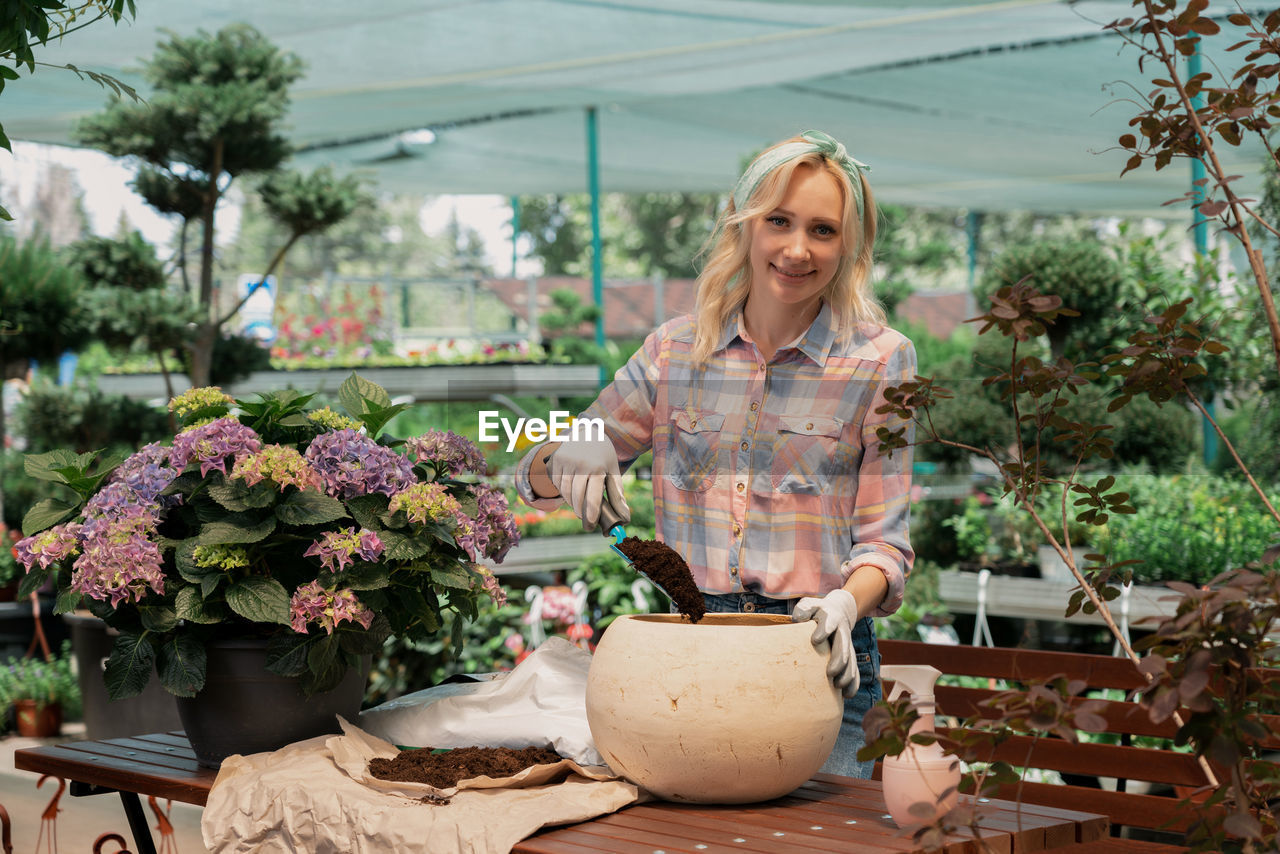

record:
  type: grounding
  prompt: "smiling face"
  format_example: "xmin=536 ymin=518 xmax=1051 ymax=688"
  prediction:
xmin=746 ymin=164 xmax=845 ymax=319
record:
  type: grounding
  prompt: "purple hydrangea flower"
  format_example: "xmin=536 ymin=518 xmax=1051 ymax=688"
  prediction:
xmin=170 ymin=417 xmax=263 ymax=477
xmin=456 ymin=483 xmax=520 ymax=563
xmin=110 ymin=442 xmax=180 ymax=506
xmin=303 ymin=428 xmax=414 ymax=499
xmin=405 ymin=430 xmax=487 ymax=478
xmin=304 ymin=528 xmax=384 ymax=573
xmin=69 ymin=506 xmax=165 ymax=607
xmin=289 ymin=580 xmax=375 ymax=635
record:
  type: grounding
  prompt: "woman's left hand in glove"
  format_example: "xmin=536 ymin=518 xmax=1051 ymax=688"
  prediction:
xmin=792 ymin=588 xmax=860 ymax=698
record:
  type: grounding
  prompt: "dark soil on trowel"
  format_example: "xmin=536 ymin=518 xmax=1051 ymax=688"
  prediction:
xmin=369 ymin=745 xmax=564 ymax=789
xmin=617 ymin=536 xmax=705 ymax=623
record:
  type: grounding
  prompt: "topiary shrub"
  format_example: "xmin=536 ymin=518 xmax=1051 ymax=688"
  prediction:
xmin=15 ymin=384 xmax=169 ymax=455
xmin=979 ymin=241 xmax=1126 ymax=361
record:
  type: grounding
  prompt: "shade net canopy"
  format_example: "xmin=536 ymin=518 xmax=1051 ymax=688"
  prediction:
xmin=6 ymin=0 xmax=1273 ymax=217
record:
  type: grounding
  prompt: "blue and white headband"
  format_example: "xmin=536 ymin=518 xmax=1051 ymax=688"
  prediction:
xmin=731 ymin=129 xmax=870 ymax=224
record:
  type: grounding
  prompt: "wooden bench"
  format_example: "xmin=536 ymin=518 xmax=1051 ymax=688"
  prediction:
xmin=877 ymin=639 xmax=1280 ymax=853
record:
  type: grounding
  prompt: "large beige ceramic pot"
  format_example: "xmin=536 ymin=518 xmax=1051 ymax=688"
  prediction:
xmin=585 ymin=613 xmax=843 ymax=803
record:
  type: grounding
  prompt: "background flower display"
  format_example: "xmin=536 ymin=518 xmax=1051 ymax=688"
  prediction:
xmin=14 ymin=374 xmax=518 ymax=699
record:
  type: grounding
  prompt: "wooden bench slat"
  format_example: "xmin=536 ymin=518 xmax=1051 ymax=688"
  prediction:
xmin=947 ymin=730 xmax=1211 ymax=787
xmin=879 ymin=640 xmax=1149 ymax=689
xmin=992 ymin=779 xmax=1193 ymax=832
xmin=934 ymin=686 xmax=1280 ymax=751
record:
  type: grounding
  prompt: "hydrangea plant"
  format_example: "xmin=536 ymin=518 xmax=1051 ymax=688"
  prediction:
xmin=14 ymin=374 xmax=518 ymax=699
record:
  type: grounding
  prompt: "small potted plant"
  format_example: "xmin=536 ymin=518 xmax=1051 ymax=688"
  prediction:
xmin=0 ymin=641 xmax=82 ymax=737
xmin=13 ymin=373 xmax=519 ymax=765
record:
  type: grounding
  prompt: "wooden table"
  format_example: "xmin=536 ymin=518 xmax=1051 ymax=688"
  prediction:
xmin=14 ymin=734 xmax=1107 ymax=854
xmin=14 ymin=732 xmax=215 ymax=854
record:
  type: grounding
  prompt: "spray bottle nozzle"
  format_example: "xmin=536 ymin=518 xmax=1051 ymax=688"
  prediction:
xmin=880 ymin=664 xmax=941 ymax=703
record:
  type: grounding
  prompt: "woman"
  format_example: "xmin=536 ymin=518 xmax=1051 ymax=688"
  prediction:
xmin=516 ymin=129 xmax=915 ymax=778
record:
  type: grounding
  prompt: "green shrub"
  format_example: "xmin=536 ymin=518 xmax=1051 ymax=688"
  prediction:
xmin=16 ymin=384 xmax=169 ymax=454
xmin=1096 ymin=473 xmax=1279 ymax=585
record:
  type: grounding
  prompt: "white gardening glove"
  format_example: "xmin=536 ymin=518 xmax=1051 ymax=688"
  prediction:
xmin=792 ymin=588 xmax=861 ymax=698
xmin=544 ymin=436 xmax=630 ymax=532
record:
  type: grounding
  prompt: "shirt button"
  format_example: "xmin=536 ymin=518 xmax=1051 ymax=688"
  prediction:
xmin=740 ymin=441 xmax=748 ymax=451
xmin=733 ymin=524 xmax=742 ymax=537
xmin=750 ymin=402 xmax=759 ymax=412
xmin=690 ymin=417 xmax=698 ymax=428
xmin=736 ymin=482 xmax=745 ymax=493
xmin=731 ymin=566 xmax=739 ymax=576
xmin=806 ymin=422 xmax=814 ymax=431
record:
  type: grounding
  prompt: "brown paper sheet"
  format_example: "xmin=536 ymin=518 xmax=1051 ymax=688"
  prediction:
xmin=202 ymin=719 xmax=645 ymax=854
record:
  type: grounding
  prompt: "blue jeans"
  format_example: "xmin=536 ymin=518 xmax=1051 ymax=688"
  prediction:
xmin=701 ymin=592 xmax=882 ymax=779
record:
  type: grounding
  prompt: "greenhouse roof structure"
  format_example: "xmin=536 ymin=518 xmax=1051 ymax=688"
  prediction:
xmin=7 ymin=0 xmax=1274 ymax=218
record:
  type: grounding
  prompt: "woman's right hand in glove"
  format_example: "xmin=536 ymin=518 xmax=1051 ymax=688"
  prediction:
xmin=544 ymin=437 xmax=630 ymax=531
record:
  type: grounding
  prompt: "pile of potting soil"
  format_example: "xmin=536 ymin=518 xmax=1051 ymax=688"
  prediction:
xmin=368 ymin=745 xmax=564 ymax=788
xmin=617 ymin=537 xmax=705 ymax=623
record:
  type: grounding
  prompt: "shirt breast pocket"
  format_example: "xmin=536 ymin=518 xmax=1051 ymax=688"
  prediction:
xmin=667 ymin=410 xmax=725 ymax=493
xmin=770 ymin=415 xmax=845 ymax=495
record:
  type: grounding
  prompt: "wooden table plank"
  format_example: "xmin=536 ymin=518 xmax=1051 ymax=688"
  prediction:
xmin=14 ymin=736 xmax=216 ymax=807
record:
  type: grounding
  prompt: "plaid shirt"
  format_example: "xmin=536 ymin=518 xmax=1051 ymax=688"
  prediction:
xmin=517 ymin=301 xmax=915 ymax=616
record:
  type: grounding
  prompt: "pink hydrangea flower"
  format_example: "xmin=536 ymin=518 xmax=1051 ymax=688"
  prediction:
xmin=405 ymin=430 xmax=486 ymax=478
xmin=289 ymin=580 xmax=375 ymax=635
xmin=15 ymin=522 xmax=83 ymax=572
xmin=473 ymin=565 xmax=507 ymax=607
xmin=304 ymin=528 xmax=384 ymax=573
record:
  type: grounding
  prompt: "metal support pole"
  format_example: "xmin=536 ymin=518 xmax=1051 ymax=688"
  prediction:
xmin=586 ymin=107 xmax=606 ymax=386
xmin=1189 ymin=39 xmax=1219 ymax=467
xmin=965 ymin=211 xmax=983 ymax=318
xmin=510 ymin=195 xmax=521 ymax=278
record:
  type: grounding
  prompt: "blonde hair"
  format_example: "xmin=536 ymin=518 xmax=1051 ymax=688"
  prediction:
xmin=691 ymin=138 xmax=882 ymax=363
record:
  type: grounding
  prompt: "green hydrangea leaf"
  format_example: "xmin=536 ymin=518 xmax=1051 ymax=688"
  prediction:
xmin=225 ymin=576 xmax=291 ymax=625
xmin=17 ymin=567 xmax=50 ymax=599
xmin=197 ymin=517 xmax=277 ymax=545
xmin=274 ymin=491 xmax=347 ymax=526
xmin=303 ymin=634 xmax=346 ymax=695
xmin=430 ymin=566 xmax=475 ymax=590
xmin=54 ymin=589 xmax=83 ymax=615
xmin=157 ymin=634 xmax=206 ymax=698
xmin=330 ymin=562 xmax=389 ymax=591
xmin=174 ymin=586 xmax=227 ymax=624
xmin=339 ymin=372 xmax=392 ymax=419
xmin=21 ymin=497 xmax=81 ymax=534
xmin=105 ymin=632 xmax=156 ymax=700
xmin=266 ymin=632 xmax=313 ymax=677
xmin=139 ymin=604 xmax=178 ymax=632
xmin=346 ymin=494 xmax=390 ymax=530
xmin=337 ymin=614 xmax=389 ymax=655
xmin=379 ymin=531 xmax=433 ymax=561
xmin=208 ymin=480 xmax=276 ymax=511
